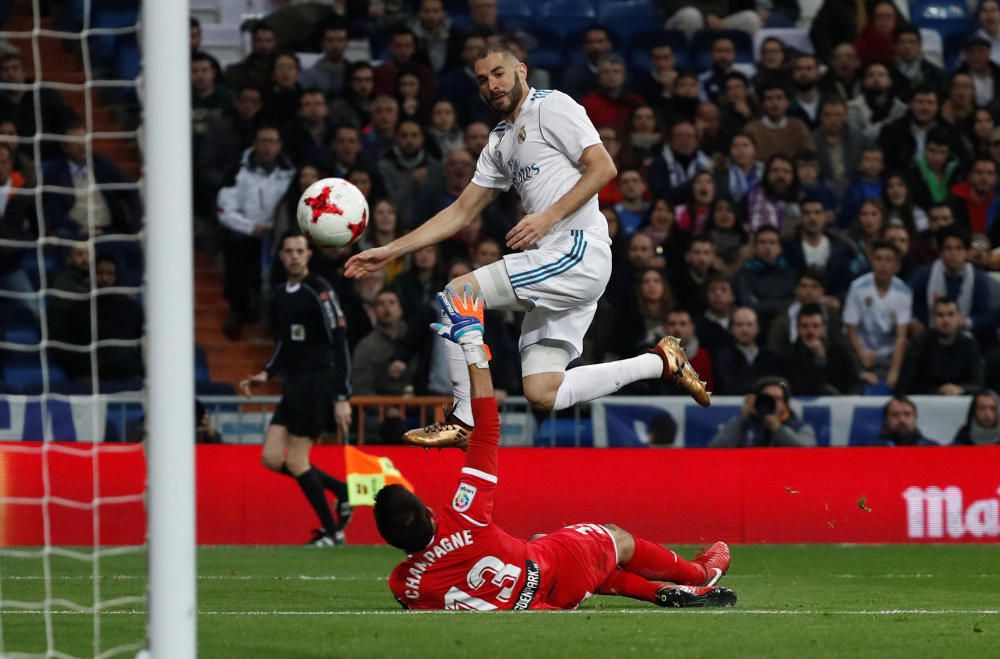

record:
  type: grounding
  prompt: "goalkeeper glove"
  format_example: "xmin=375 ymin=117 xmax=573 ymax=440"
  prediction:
xmin=430 ymin=283 xmax=492 ymax=368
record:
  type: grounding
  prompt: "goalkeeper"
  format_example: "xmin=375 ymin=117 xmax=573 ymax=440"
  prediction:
xmin=376 ymin=285 xmax=736 ymax=610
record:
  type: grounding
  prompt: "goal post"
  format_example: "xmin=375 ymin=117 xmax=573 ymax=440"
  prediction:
xmin=142 ymin=0 xmax=196 ymax=656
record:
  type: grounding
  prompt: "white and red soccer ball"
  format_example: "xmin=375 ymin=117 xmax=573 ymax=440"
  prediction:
xmin=296 ymin=177 xmax=369 ymax=248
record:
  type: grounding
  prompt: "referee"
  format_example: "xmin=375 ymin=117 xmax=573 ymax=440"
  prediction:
xmin=240 ymin=232 xmax=353 ymax=546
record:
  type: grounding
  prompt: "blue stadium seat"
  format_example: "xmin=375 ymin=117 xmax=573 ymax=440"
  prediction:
xmin=497 ymin=0 xmax=534 ymax=29
xmin=195 ymin=345 xmax=210 ymax=383
xmin=527 ymin=27 xmax=566 ymax=74
xmin=911 ymin=0 xmax=974 ymax=38
xmin=535 ymin=418 xmax=594 ymax=447
xmin=597 ymin=0 xmax=659 ymax=41
xmin=538 ymin=0 xmax=598 ymax=39
xmin=691 ymin=29 xmax=754 ymax=70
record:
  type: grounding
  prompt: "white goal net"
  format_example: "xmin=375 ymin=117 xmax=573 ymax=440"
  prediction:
xmin=0 ymin=1 xmax=194 ymax=657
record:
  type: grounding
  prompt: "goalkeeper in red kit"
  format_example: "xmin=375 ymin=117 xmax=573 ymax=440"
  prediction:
xmin=375 ymin=285 xmax=736 ymax=610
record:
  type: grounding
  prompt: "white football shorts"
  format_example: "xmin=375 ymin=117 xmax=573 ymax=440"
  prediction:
xmin=475 ymin=229 xmax=612 ymax=366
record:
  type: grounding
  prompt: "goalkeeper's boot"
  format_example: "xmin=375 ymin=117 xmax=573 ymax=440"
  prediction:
xmin=650 ymin=336 xmax=711 ymax=407
xmin=694 ymin=541 xmax=731 ymax=586
xmin=402 ymin=404 xmax=472 ymax=451
xmin=306 ymin=529 xmax=337 ymax=547
xmin=654 ymin=585 xmax=737 ymax=608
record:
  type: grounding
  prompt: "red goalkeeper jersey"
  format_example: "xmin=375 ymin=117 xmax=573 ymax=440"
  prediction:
xmin=387 ymin=398 xmax=544 ymax=611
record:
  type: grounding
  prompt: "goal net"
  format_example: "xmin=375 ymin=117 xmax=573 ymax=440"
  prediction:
xmin=0 ymin=1 xmax=194 ymax=657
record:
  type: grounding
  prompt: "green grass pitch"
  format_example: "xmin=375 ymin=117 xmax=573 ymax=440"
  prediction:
xmin=1 ymin=544 xmax=998 ymax=658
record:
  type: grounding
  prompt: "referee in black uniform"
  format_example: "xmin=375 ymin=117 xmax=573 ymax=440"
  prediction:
xmin=240 ymin=233 xmax=353 ymax=546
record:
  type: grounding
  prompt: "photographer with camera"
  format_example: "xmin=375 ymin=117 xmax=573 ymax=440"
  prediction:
xmin=708 ymin=376 xmax=817 ymax=447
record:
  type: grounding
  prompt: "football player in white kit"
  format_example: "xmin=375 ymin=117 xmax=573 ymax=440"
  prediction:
xmin=345 ymin=46 xmax=709 ymax=445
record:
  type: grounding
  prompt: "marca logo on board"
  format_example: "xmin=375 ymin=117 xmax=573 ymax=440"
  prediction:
xmin=902 ymin=486 xmax=1000 ymax=539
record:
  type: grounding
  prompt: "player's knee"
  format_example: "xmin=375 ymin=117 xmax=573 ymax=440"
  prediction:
xmin=523 ymin=383 xmax=558 ymax=411
xmin=284 ymin=453 xmax=310 ymax=476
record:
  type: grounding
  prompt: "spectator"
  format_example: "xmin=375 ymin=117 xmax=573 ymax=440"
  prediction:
xmin=581 ymin=54 xmax=644 ymax=131
xmin=377 ymin=119 xmax=441 ymax=229
xmin=619 ymin=105 xmax=664 ymax=170
xmin=898 ymin=297 xmax=983 ymax=396
xmin=92 ymin=255 xmax=144 ymax=382
xmin=818 ymin=43 xmax=862 ymax=101
xmin=890 ymin=25 xmax=944 ymax=102
xmin=463 ymin=121 xmax=489 ymax=158
xmin=847 ymin=62 xmax=907 ymax=143
xmin=788 ymin=54 xmax=821 ymax=130
xmin=871 ymin=396 xmax=936 ymax=446
xmin=356 ymin=199 xmax=406 ymax=285
xmin=437 ymin=32 xmax=491 ymax=126
xmin=696 ymin=101 xmax=726 ymax=157
xmin=261 ymin=52 xmax=304 ymax=127
xmin=664 ymin=0 xmax=767 ymax=39
xmin=704 ymin=196 xmax=750 ymax=277
xmin=647 ymin=414 xmax=678 ymax=446
xmin=282 ymin=90 xmax=336 ymax=166
xmin=647 ymin=120 xmax=712 ymax=202
xmin=0 ymin=118 xmax=36 ymax=189
xmin=617 ymin=268 xmax=673 ymax=357
xmin=191 ymin=51 xmax=235 ymax=157
xmin=795 ymin=151 xmax=838 ymax=215
xmin=427 ymin=100 xmax=463 ymax=158
xmin=639 ymin=198 xmax=686 ymax=266
xmin=0 ymin=52 xmax=75 ymax=159
xmin=909 ymin=228 xmax=994 ymax=337
xmin=883 ymin=172 xmax=929 ymax=234
xmin=300 ymin=22 xmax=350 ymax=97
xmin=217 ymin=125 xmax=295 ymax=338
xmin=661 ymin=72 xmax=701 ymax=126
xmin=391 ymin=244 xmax=445 ymax=324
xmin=718 ymin=72 xmax=757 ymax=138
xmin=884 ymin=223 xmax=919 ymax=281
xmin=846 ymin=199 xmax=889 ymax=272
xmin=363 ymin=95 xmax=399 ymax=160
xmin=780 ymin=302 xmax=860 ymax=395
xmin=224 ymin=23 xmax=277 ymax=91
xmin=767 ymin=269 xmax=844 ymax=352
xmin=607 ymin=233 xmax=660 ymax=313
xmin=953 ymin=390 xmax=1000 ymax=445
xmin=698 ymin=36 xmax=755 ymax=104
xmin=42 ymin=122 xmax=141 ymax=240
xmin=325 ymin=126 xmax=375 ymax=180
xmin=908 ymin=127 xmax=961 ymax=211
xmin=970 ymin=109 xmax=996 ymax=160
xmin=613 ymin=169 xmax=650 ymax=237
xmin=843 ymin=241 xmax=910 ymax=389
xmin=394 ymin=68 xmax=429 ymax=125
xmin=329 ymin=62 xmax=375 ymax=129
xmin=734 ymin=226 xmax=796 ymax=329
xmin=878 ymin=86 xmax=946 ymax=172
xmin=633 ymin=42 xmax=679 ymax=108
xmin=814 ymin=97 xmax=869 ymax=198
xmin=711 ymin=307 xmax=782 ymax=395
xmin=715 ymin=132 xmax=763 ymax=203
xmin=940 ymin=74 xmax=977 ymax=147
xmin=669 ymin=236 xmax=719 ymax=317
xmin=753 ymin=37 xmax=791 ymax=92
xmin=373 ymin=26 xmax=434 ymax=104
xmin=696 ymin=274 xmax=737 ymax=351
xmin=839 ymin=146 xmax=885 ymax=227
xmin=410 ymin=147 xmax=483 ymax=229
xmin=675 ymin=171 xmax=715 ymax=235
xmin=852 ymin=0 xmax=900 ymax=66
xmin=197 ymin=87 xmax=263 ymax=210
xmin=0 ymin=143 xmax=34 ymax=314
xmin=810 ymin=1 xmax=863 ymax=64
xmin=950 ymin=158 xmax=1000 ymax=239
xmin=665 ymin=309 xmax=714 ymax=394
xmin=189 ymin=17 xmax=222 ymax=77
xmin=746 ymin=154 xmax=801 ymax=234
xmin=744 ymin=83 xmax=814 ymax=162
xmin=563 ymin=27 xmax=613 ymax=101
xmin=956 ymin=35 xmax=1000 ymax=110
xmin=977 ymin=0 xmax=1000 ymax=65
xmin=709 ymin=376 xmax=816 ymax=447
xmin=784 ymin=198 xmax=858 ymax=298
xmin=352 ymin=289 xmax=414 ymax=396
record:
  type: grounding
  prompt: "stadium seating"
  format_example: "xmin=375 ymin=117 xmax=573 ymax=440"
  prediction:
xmin=596 ymin=0 xmax=659 ymax=42
xmin=910 ymin=0 xmax=975 ymax=39
xmin=753 ymin=28 xmax=813 ymax=59
xmin=537 ymin=0 xmax=598 ymax=40
xmin=497 ymin=0 xmax=535 ymax=30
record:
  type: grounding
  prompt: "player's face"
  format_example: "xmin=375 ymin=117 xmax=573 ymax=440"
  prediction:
xmin=933 ymin=302 xmax=961 ymax=336
xmin=474 ymin=53 xmax=527 ymax=118
xmin=280 ymin=236 xmax=311 ymax=276
xmin=975 ymin=394 xmax=999 ymax=428
xmin=795 ymin=278 xmax=823 ymax=304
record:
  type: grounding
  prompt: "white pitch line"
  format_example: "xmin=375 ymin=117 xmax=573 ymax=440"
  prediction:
xmin=0 ymin=575 xmax=381 ymax=581
xmin=0 ymin=609 xmax=998 ymax=617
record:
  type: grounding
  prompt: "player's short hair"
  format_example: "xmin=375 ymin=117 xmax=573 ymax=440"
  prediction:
xmin=473 ymin=44 xmax=521 ymax=67
xmin=374 ymin=484 xmax=434 ymax=553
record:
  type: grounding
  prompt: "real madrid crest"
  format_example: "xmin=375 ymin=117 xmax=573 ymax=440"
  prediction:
xmin=518 ymin=125 xmax=526 ymax=143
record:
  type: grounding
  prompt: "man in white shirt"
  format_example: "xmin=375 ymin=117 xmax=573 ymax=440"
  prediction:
xmin=843 ymin=241 xmax=912 ymax=389
xmin=346 ymin=46 xmax=710 ymax=445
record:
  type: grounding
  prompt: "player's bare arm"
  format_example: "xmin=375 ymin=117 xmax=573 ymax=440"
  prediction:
xmin=506 ymin=143 xmax=617 ymax=250
xmin=344 ymin=184 xmax=499 ymax=278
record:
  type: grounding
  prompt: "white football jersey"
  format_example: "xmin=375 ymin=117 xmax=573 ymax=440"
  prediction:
xmin=472 ymin=88 xmax=611 ymax=247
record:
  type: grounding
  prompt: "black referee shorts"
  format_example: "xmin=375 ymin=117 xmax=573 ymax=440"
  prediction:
xmin=269 ymin=367 xmax=338 ymax=439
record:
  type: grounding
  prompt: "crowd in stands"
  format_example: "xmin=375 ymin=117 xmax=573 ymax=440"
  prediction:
xmin=4 ymin=0 xmax=1000 ymax=446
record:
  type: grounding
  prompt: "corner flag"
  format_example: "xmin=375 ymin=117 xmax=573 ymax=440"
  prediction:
xmin=344 ymin=446 xmax=414 ymax=506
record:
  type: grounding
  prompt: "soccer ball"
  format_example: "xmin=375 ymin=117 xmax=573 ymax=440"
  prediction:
xmin=296 ymin=177 xmax=369 ymax=248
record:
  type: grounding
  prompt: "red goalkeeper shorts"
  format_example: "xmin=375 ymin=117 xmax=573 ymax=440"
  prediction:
xmin=526 ymin=523 xmax=619 ymax=610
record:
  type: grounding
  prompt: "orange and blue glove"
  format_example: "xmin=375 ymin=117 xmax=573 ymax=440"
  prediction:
xmin=431 ymin=284 xmax=492 ymax=368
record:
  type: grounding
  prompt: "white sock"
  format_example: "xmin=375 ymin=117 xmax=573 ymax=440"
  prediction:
xmin=553 ymin=354 xmax=663 ymax=410
xmin=441 ymin=310 xmax=473 ymax=426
